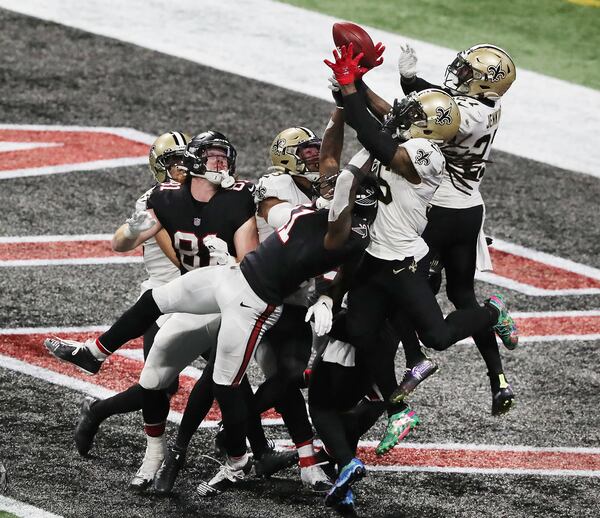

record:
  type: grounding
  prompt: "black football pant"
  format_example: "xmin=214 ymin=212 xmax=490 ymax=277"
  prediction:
xmin=422 ymin=204 xmax=503 ymax=375
xmin=308 ymin=343 xmax=387 ymax=467
xmin=346 ymin=252 xmax=496 ymax=405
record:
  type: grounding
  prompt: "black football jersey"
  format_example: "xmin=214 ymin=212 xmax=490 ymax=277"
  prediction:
xmin=147 ymin=180 xmax=255 ymax=273
xmin=240 ymin=207 xmax=370 ymax=305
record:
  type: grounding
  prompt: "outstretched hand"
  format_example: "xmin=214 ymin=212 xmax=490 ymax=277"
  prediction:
xmin=324 ymin=43 xmax=369 ymax=86
xmin=372 ymin=42 xmax=385 ymax=68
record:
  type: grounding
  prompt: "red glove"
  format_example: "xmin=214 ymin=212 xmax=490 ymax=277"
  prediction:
xmin=372 ymin=42 xmax=385 ymax=68
xmin=324 ymin=42 xmax=368 ymax=86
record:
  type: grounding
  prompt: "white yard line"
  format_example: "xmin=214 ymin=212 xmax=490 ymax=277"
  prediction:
xmin=0 ymin=0 xmax=598 ymax=177
xmin=0 ymin=496 xmax=63 ymax=518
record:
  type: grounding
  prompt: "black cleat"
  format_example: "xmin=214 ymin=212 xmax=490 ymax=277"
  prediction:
xmin=153 ymin=446 xmax=186 ymax=495
xmin=390 ymin=357 xmax=439 ymax=403
xmin=74 ymin=396 xmax=101 ymax=456
xmin=254 ymin=443 xmax=298 ymax=478
xmin=44 ymin=338 xmax=103 ymax=375
xmin=490 ymin=373 xmax=515 ymax=416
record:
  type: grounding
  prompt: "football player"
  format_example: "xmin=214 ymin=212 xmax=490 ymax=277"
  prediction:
xmin=45 ymin=130 xmax=273 ymax=490
xmin=44 ymin=149 xmax=373 ymax=497
xmin=394 ymin=43 xmax=517 ymax=415
xmin=154 ymin=126 xmax=331 ymax=495
xmin=325 ymin=43 xmax=518 ymax=457
xmin=72 ymin=131 xmax=188 ymax=458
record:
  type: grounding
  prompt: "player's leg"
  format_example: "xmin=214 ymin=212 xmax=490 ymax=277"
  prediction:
xmin=199 ymin=269 xmax=282 ymax=496
xmin=254 ymin=304 xmax=326 ymax=487
xmin=441 ymin=207 xmax=513 ymax=415
xmin=43 ymin=266 xmax=222 ymax=374
xmin=131 ymin=312 xmax=220 ymax=491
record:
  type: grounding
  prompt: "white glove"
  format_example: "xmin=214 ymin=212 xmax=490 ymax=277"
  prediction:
xmin=305 ymin=295 xmax=333 ymax=337
xmin=203 ymin=235 xmax=235 ymax=266
xmin=397 ymin=44 xmax=418 ymax=79
xmin=315 ymin=196 xmax=332 ymax=210
xmin=123 ymin=210 xmax=156 ymax=238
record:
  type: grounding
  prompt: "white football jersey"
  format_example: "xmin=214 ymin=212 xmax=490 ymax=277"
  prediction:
xmin=362 ymin=139 xmax=446 ymax=261
xmin=254 ymin=171 xmax=315 ymax=307
xmin=135 ymin=186 xmax=180 ymax=288
xmin=254 ymin=171 xmax=312 ymax=241
xmin=432 ymin=97 xmax=502 ymax=208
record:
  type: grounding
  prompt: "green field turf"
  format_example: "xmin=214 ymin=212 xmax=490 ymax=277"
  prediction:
xmin=0 ymin=512 xmax=19 ymax=518
xmin=281 ymin=0 xmax=600 ymax=90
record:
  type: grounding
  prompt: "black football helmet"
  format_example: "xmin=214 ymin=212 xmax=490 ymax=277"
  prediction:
xmin=183 ymin=131 xmax=237 ymax=188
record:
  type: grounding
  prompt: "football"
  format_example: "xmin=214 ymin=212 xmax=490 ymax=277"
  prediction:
xmin=332 ymin=21 xmax=378 ymax=69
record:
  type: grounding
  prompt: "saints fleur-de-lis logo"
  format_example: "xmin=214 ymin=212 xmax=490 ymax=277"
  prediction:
xmin=409 ymin=259 xmax=418 ymax=273
xmin=487 ymin=61 xmax=506 ymax=82
xmin=414 ymin=149 xmax=432 ymax=166
xmin=271 ymin=138 xmax=286 ymax=155
xmin=435 ymin=106 xmax=453 ymax=125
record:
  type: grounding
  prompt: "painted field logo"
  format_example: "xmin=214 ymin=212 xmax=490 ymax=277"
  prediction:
xmin=0 ymin=124 xmax=155 ymax=180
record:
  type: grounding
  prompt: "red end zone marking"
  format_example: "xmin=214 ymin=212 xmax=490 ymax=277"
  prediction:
xmin=0 ymin=332 xmax=279 ymax=422
xmin=0 ymin=240 xmax=140 ymax=261
xmin=0 ymin=129 xmax=149 ymax=171
xmin=489 ymin=249 xmax=600 ymax=290
xmin=358 ymin=446 xmax=600 ymax=472
xmin=515 ymin=314 xmax=600 ymax=336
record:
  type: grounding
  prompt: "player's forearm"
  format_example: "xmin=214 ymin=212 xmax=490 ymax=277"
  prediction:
xmin=112 ymin=224 xmax=142 ymax=252
xmin=342 ymin=92 xmax=397 ymax=167
xmin=319 ymin=108 xmax=344 ymax=177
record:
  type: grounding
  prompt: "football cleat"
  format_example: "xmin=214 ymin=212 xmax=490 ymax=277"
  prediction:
xmin=334 ymin=488 xmax=357 ymax=517
xmin=486 ymin=295 xmax=519 ymax=350
xmin=129 ymin=436 xmax=166 ymax=492
xmin=44 ymin=338 xmax=103 ymax=375
xmin=254 ymin=443 xmax=298 ymax=478
xmin=376 ymin=406 xmax=420 ymax=455
xmin=300 ymin=464 xmax=332 ymax=492
xmin=324 ymin=458 xmax=366 ymax=508
xmin=153 ymin=446 xmax=186 ymax=495
xmin=490 ymin=373 xmax=515 ymax=416
xmin=74 ymin=396 xmax=101 ymax=456
xmin=390 ymin=357 xmax=439 ymax=403
xmin=196 ymin=457 xmax=252 ymax=497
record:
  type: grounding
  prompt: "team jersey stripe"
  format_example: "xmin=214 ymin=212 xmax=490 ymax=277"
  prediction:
xmin=232 ymin=304 xmax=277 ymax=386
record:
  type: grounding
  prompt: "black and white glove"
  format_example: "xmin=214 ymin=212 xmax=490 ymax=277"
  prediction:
xmin=203 ymin=235 xmax=235 ymax=266
xmin=397 ymin=43 xmax=418 ymax=79
xmin=123 ymin=210 xmax=156 ymax=238
xmin=305 ymin=295 xmax=333 ymax=336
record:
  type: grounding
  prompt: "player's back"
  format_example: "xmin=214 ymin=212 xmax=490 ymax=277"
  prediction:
xmin=433 ymin=96 xmax=502 ymax=208
xmin=240 ymin=207 xmax=369 ymax=305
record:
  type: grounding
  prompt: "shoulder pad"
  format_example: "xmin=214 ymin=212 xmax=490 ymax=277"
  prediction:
xmin=402 ymin=139 xmax=445 ymax=177
xmin=225 ymin=180 xmax=256 ymax=195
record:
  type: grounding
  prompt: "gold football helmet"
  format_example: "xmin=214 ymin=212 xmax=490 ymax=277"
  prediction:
xmin=444 ymin=44 xmax=516 ymax=100
xmin=148 ymin=131 xmax=191 ymax=183
xmin=384 ymin=88 xmax=460 ymax=143
xmin=270 ymin=127 xmax=322 ymax=181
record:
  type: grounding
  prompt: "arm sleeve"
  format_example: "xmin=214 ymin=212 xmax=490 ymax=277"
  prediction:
xmin=343 ymin=92 xmax=398 ymax=167
xmin=400 ymin=75 xmax=440 ymax=95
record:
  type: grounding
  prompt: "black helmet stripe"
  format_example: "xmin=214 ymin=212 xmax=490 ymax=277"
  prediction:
xmin=170 ymin=131 xmax=184 ymax=146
